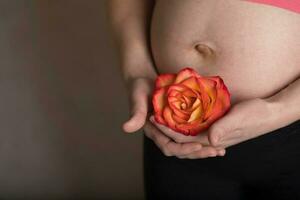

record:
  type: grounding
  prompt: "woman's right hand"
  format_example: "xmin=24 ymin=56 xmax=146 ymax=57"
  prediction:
xmin=121 ymin=76 xmax=221 ymax=159
xmin=122 ymin=76 xmax=209 ymax=157
xmin=122 ymin=77 xmax=154 ymax=133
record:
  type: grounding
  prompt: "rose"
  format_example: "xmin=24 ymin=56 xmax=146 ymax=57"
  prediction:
xmin=152 ymin=67 xmax=231 ymax=136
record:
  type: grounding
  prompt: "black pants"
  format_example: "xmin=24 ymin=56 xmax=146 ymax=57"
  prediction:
xmin=144 ymin=120 xmax=300 ymax=200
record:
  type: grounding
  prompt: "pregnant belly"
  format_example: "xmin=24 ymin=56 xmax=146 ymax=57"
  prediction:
xmin=151 ymin=0 xmax=300 ymax=104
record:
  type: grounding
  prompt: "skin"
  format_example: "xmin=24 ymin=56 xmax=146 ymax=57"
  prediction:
xmin=107 ymin=0 xmax=300 ymax=159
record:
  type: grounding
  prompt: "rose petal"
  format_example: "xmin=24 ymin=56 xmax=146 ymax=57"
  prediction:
xmin=197 ymin=77 xmax=217 ymax=100
xmin=172 ymin=119 xmax=208 ymax=136
xmin=178 ymin=78 xmax=230 ymax=135
xmin=172 ymin=114 xmax=187 ymax=124
xmin=169 ymin=102 xmax=190 ymax=116
xmin=172 ymin=101 xmax=181 ymax=109
xmin=168 ymin=89 xmax=182 ymax=98
xmin=182 ymin=89 xmax=198 ymax=98
xmin=182 ymin=95 xmax=192 ymax=108
xmin=154 ymin=115 xmax=166 ymax=125
xmin=197 ymin=78 xmax=218 ymax=119
xmin=191 ymin=98 xmax=201 ymax=109
xmin=155 ymin=74 xmax=176 ymax=89
xmin=154 ymin=71 xmax=231 ymax=136
xmin=167 ymin=84 xmax=188 ymax=93
xmin=167 ymin=85 xmax=199 ymax=105
xmin=152 ymin=87 xmax=167 ymax=124
xmin=187 ymin=106 xmax=202 ymax=122
xmin=153 ymin=88 xmax=166 ymax=112
xmin=176 ymin=121 xmax=210 ymax=136
xmin=174 ymin=67 xmax=200 ymax=84
xmin=168 ymin=96 xmax=191 ymax=117
xmin=207 ymin=76 xmax=223 ymax=87
xmin=168 ymin=96 xmax=180 ymax=104
xmin=203 ymin=77 xmax=231 ymax=120
xmin=208 ymin=76 xmax=231 ymax=103
xmin=196 ymin=79 xmax=211 ymax=111
xmin=205 ymin=81 xmax=231 ymax=122
xmin=163 ymin=106 xmax=177 ymax=130
xmin=181 ymin=76 xmax=201 ymax=91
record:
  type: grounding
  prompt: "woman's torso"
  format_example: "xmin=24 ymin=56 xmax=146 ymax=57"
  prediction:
xmin=151 ymin=0 xmax=300 ymax=104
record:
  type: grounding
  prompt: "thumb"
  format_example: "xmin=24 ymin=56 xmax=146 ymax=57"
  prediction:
xmin=208 ymin=116 xmax=231 ymax=147
xmin=123 ymin=79 xmax=152 ymax=133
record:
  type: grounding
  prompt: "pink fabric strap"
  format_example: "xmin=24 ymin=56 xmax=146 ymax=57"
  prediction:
xmin=247 ymin=0 xmax=300 ymax=13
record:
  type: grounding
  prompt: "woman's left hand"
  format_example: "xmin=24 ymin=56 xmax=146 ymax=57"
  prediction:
xmin=149 ymin=98 xmax=279 ymax=159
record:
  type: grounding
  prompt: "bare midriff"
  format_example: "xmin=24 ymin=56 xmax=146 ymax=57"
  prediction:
xmin=151 ymin=0 xmax=300 ymax=104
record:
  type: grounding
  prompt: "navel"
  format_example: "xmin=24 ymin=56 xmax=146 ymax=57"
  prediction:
xmin=194 ymin=43 xmax=218 ymax=66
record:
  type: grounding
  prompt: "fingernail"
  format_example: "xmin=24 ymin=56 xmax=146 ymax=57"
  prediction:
xmin=194 ymin=145 xmax=202 ymax=151
xmin=218 ymin=149 xmax=226 ymax=156
xmin=149 ymin=116 xmax=154 ymax=123
xmin=209 ymin=152 xmax=217 ymax=157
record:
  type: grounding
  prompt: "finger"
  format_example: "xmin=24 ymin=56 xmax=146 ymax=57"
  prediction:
xmin=182 ymin=147 xmax=218 ymax=159
xmin=208 ymin=126 xmax=224 ymax=147
xmin=144 ymin=122 xmax=202 ymax=157
xmin=144 ymin=122 xmax=172 ymax=156
xmin=150 ymin=115 xmax=211 ymax=145
xmin=144 ymin=122 xmax=170 ymax=147
xmin=165 ymin=142 xmax=203 ymax=157
xmin=179 ymin=146 xmax=226 ymax=159
xmin=182 ymin=146 xmax=226 ymax=159
xmin=207 ymin=109 xmax=240 ymax=147
xmin=193 ymin=133 xmax=211 ymax=146
xmin=149 ymin=116 xmax=187 ymax=142
xmin=218 ymin=149 xmax=226 ymax=156
xmin=123 ymin=107 xmax=147 ymax=133
xmin=123 ymin=80 xmax=151 ymax=133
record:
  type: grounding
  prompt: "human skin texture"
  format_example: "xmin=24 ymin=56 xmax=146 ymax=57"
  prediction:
xmin=108 ymin=0 xmax=300 ymax=159
xmin=144 ymin=0 xmax=300 ymax=158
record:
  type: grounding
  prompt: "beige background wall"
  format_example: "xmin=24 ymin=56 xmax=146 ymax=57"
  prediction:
xmin=0 ymin=0 xmax=143 ymax=199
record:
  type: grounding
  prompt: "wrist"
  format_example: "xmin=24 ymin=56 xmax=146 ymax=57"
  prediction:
xmin=264 ymin=96 xmax=297 ymax=129
xmin=120 ymin=46 xmax=157 ymax=83
xmin=110 ymin=30 xmax=157 ymax=82
xmin=122 ymin=62 xmax=157 ymax=83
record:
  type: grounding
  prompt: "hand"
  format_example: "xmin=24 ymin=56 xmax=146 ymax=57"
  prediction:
xmin=122 ymin=78 xmax=154 ymax=133
xmin=206 ymin=98 xmax=277 ymax=149
xmin=150 ymin=98 xmax=276 ymax=159
xmin=144 ymin=120 xmax=210 ymax=158
xmin=148 ymin=116 xmax=226 ymax=159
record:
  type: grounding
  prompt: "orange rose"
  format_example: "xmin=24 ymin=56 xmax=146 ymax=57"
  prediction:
xmin=152 ymin=67 xmax=231 ymax=136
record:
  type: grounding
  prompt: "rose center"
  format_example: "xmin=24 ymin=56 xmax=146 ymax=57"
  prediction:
xmin=180 ymin=102 xmax=187 ymax=110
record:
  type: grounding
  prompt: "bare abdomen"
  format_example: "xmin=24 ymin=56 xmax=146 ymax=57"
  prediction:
xmin=151 ymin=0 xmax=300 ymax=104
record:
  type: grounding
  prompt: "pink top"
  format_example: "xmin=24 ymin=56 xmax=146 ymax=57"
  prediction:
xmin=246 ymin=0 xmax=300 ymax=13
